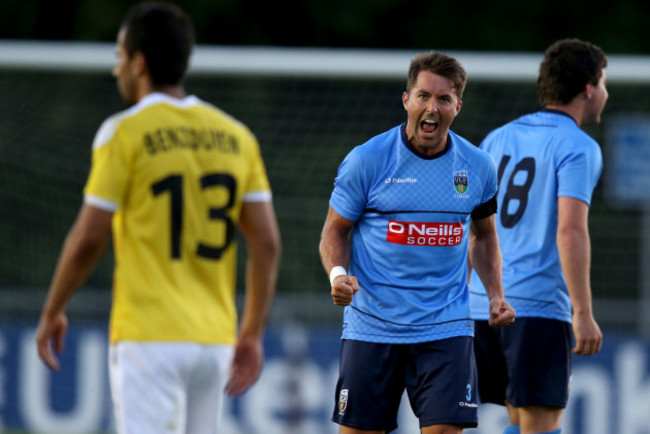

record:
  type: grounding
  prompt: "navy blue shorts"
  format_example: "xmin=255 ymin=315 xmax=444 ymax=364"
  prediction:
xmin=473 ymin=317 xmax=572 ymax=408
xmin=332 ymin=337 xmax=478 ymax=432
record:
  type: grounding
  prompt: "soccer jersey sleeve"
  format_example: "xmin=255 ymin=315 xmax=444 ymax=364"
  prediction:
xmin=241 ymin=133 xmax=272 ymax=201
xmin=480 ymin=153 xmax=498 ymax=204
xmin=471 ymin=151 xmax=498 ymax=219
xmin=84 ymin=116 xmax=132 ymax=211
xmin=329 ymin=147 xmax=368 ymax=221
xmin=556 ymin=137 xmax=603 ymax=205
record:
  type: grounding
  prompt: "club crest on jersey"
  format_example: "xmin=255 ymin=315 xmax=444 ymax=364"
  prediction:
xmin=454 ymin=170 xmax=468 ymax=194
xmin=338 ymin=389 xmax=349 ymax=414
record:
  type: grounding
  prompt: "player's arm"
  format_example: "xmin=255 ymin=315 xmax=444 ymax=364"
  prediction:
xmin=319 ymin=206 xmax=359 ymax=306
xmin=225 ymin=199 xmax=281 ymax=396
xmin=469 ymin=214 xmax=515 ymax=327
xmin=36 ymin=203 xmax=113 ymax=371
xmin=557 ymin=196 xmax=602 ymax=355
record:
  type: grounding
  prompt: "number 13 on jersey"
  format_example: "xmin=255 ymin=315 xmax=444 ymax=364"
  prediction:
xmin=152 ymin=172 xmax=236 ymax=260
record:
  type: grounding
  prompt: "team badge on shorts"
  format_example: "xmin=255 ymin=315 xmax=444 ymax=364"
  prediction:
xmin=338 ymin=389 xmax=349 ymax=414
xmin=454 ymin=170 xmax=469 ymax=194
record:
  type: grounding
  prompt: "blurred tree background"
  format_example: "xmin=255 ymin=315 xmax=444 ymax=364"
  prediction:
xmin=1 ymin=0 xmax=650 ymax=53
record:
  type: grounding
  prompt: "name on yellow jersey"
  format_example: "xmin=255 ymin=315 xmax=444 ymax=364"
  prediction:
xmin=144 ymin=127 xmax=240 ymax=155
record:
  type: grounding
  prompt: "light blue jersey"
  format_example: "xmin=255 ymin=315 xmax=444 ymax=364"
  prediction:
xmin=470 ymin=110 xmax=602 ymax=323
xmin=330 ymin=124 xmax=498 ymax=344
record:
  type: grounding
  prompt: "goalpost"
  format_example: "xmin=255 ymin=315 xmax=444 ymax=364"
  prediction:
xmin=0 ymin=41 xmax=649 ymax=334
xmin=2 ymin=40 xmax=650 ymax=82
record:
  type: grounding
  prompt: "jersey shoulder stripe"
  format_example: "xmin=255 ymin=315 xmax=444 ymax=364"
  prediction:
xmin=91 ymin=93 xmax=249 ymax=151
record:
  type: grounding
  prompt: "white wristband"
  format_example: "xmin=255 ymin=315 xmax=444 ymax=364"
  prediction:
xmin=329 ymin=266 xmax=348 ymax=286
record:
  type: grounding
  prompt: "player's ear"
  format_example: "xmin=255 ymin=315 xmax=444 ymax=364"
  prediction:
xmin=131 ymin=51 xmax=148 ymax=77
xmin=402 ymin=91 xmax=409 ymax=110
xmin=455 ymin=99 xmax=463 ymax=116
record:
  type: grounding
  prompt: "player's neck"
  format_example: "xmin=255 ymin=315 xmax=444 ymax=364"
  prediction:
xmin=137 ymin=78 xmax=186 ymax=102
xmin=545 ymin=104 xmax=582 ymax=127
xmin=147 ymin=84 xmax=186 ymax=100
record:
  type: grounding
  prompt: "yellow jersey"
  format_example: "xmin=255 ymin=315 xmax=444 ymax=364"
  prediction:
xmin=84 ymin=93 xmax=271 ymax=344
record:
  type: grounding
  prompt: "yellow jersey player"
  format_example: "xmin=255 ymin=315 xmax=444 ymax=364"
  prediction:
xmin=35 ymin=2 xmax=281 ymax=433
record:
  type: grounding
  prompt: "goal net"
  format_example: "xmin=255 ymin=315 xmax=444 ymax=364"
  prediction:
xmin=1 ymin=42 xmax=649 ymax=331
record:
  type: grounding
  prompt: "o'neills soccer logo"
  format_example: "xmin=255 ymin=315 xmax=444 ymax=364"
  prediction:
xmin=386 ymin=220 xmax=463 ymax=246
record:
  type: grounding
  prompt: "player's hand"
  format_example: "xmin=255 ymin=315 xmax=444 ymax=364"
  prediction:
xmin=572 ymin=311 xmax=602 ymax=356
xmin=35 ymin=311 xmax=68 ymax=371
xmin=331 ymin=275 xmax=359 ymax=306
xmin=488 ymin=297 xmax=516 ymax=327
xmin=225 ymin=335 xmax=263 ymax=396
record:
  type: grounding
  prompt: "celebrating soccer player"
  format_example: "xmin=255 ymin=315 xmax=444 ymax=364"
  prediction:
xmin=320 ymin=51 xmax=515 ymax=434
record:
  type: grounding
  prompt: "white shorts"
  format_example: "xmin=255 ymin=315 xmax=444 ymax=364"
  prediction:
xmin=109 ymin=341 xmax=234 ymax=434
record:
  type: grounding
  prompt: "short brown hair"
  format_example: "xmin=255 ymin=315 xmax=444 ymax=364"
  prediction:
xmin=406 ymin=52 xmax=467 ymax=100
xmin=537 ymin=38 xmax=607 ymax=106
xmin=122 ymin=1 xmax=195 ymax=86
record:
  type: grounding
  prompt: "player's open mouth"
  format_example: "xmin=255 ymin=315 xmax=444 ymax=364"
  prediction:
xmin=420 ymin=119 xmax=438 ymax=135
